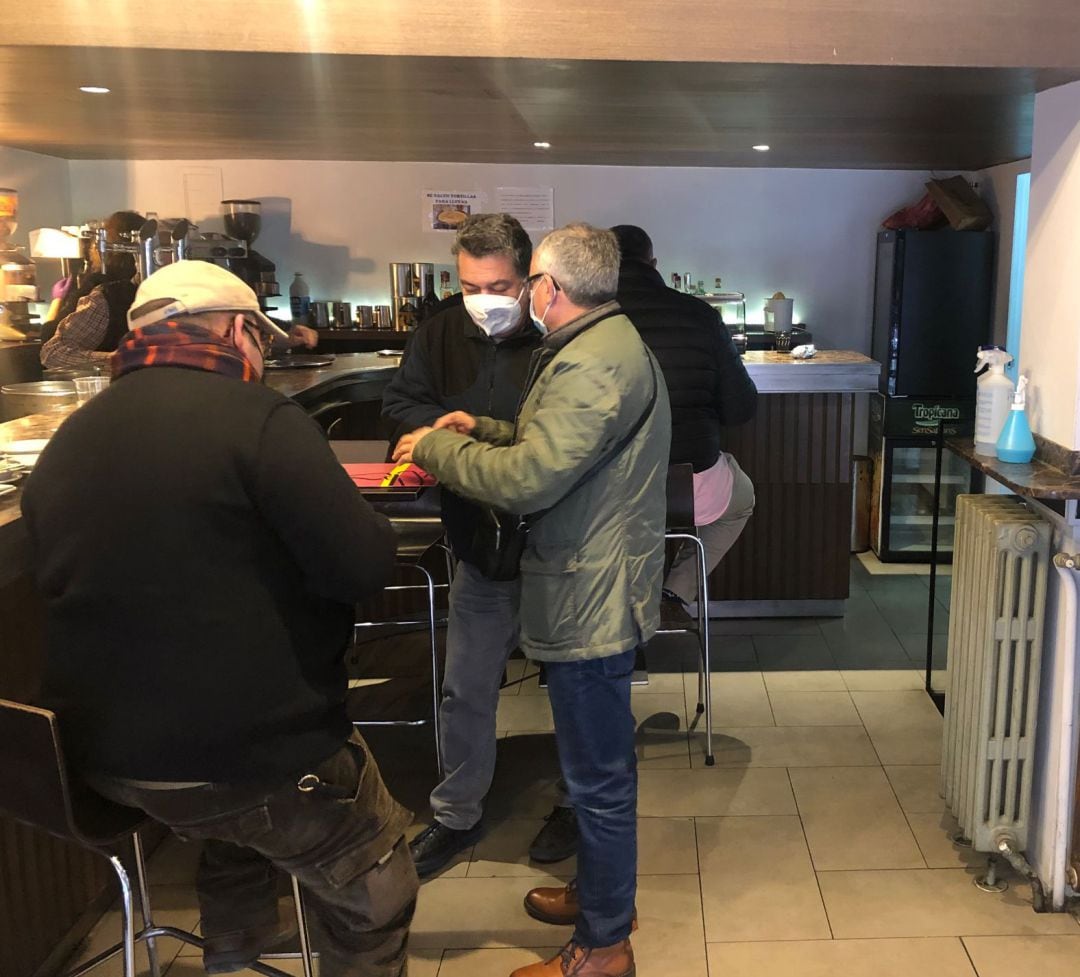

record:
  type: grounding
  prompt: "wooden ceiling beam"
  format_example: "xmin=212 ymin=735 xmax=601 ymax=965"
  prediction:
xmin=6 ymin=0 xmax=1080 ymax=70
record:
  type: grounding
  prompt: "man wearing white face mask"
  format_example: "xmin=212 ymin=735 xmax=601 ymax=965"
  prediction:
xmin=382 ymin=214 xmax=561 ymax=878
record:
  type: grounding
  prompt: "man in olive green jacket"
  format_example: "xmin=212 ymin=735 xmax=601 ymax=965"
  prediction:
xmin=395 ymin=223 xmax=671 ymax=977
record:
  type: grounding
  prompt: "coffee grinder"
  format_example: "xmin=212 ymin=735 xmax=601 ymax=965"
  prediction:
xmin=221 ymin=200 xmax=280 ymax=310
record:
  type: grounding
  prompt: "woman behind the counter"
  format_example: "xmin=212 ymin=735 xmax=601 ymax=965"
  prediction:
xmin=39 ymin=210 xmax=144 ymax=371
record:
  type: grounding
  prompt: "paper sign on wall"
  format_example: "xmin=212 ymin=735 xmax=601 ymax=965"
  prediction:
xmin=495 ymin=186 xmax=554 ymax=231
xmin=423 ymin=190 xmax=482 ymax=232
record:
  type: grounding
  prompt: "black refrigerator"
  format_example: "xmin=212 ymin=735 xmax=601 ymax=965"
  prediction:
xmin=869 ymin=230 xmax=992 ymax=561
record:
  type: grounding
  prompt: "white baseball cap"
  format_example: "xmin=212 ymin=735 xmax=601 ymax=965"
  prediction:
xmin=127 ymin=260 xmax=290 ymax=341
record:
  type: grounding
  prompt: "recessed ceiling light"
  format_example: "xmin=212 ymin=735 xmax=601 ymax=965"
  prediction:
xmin=80 ymin=86 xmax=111 ymax=94
xmin=752 ymin=144 xmax=771 ymax=152
xmin=534 ymin=141 xmax=551 ymax=149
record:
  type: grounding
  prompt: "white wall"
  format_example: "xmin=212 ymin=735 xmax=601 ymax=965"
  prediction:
xmin=976 ymin=158 xmax=1030 ymax=348
xmin=1019 ymin=80 xmax=1080 ymax=451
xmin=0 ymin=145 xmax=73 ymax=295
xmin=66 ymin=158 xmax=931 ymax=352
xmin=1014 ymin=78 xmax=1080 ymax=910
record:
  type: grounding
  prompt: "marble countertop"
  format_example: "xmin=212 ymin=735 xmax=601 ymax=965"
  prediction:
xmin=946 ymin=438 xmax=1080 ymax=501
xmin=263 ymin=351 xmax=400 ymax=400
xmin=741 ymin=350 xmax=880 ymax=394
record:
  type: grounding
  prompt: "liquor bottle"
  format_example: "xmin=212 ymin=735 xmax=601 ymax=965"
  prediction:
xmin=671 ymin=273 xmax=682 ymax=290
xmin=440 ymin=270 xmax=453 ymax=300
xmin=714 ymin=276 xmax=723 ymax=294
xmin=289 ymin=273 xmax=311 ymax=321
xmin=695 ymin=280 xmax=706 ymax=296
xmin=419 ymin=286 xmax=441 ymax=323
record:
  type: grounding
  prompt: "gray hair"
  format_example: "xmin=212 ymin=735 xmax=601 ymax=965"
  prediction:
xmin=450 ymin=213 xmax=532 ymax=278
xmin=535 ymin=223 xmax=620 ymax=307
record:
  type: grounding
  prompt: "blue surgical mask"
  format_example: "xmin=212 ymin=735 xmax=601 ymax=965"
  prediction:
xmin=529 ymin=284 xmax=554 ymax=337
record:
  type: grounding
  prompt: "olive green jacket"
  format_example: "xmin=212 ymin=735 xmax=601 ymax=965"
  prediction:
xmin=414 ymin=301 xmax=672 ymax=662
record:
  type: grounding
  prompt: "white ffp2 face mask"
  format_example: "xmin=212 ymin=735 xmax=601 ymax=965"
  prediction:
xmin=463 ymin=291 xmax=524 ymax=338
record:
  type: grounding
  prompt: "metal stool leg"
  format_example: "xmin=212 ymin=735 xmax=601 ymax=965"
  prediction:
xmin=131 ymin=834 xmax=161 ymax=977
xmin=691 ymin=533 xmax=714 ymax=765
xmin=412 ymin=563 xmax=445 ymax=779
xmin=108 ymin=853 xmax=137 ymax=977
xmin=290 ymin=875 xmax=316 ymax=977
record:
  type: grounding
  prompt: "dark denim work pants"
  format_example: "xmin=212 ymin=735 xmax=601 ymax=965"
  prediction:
xmin=91 ymin=733 xmax=417 ymax=977
xmin=544 ymin=647 xmax=637 ymax=947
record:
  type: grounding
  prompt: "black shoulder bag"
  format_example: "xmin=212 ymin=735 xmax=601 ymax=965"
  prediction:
xmin=471 ymin=357 xmax=659 ymax=581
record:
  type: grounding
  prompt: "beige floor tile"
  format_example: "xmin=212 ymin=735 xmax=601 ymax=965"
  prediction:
xmin=697 ymin=816 xmax=831 ymax=942
xmin=885 ymin=764 xmax=945 ymax=813
xmin=788 ymin=767 xmax=925 ymax=870
xmin=841 ymin=668 xmax=926 ymax=691
xmin=638 ymin=767 xmax=796 ymax=817
xmin=706 ymin=936 xmax=977 ymax=977
xmin=409 ymin=875 xmax=570 ymax=949
xmin=767 ymin=691 xmax=862 ymax=726
xmin=631 ymin=692 xmax=689 ymax=729
xmin=468 ymin=818 xmax=576 ymax=879
xmin=437 ymin=947 xmax=561 ymax=976
xmin=963 ymin=935 xmax=1080 ymax=977
xmin=496 ymin=694 xmax=555 ymax=732
xmin=69 ymin=885 xmax=200 ymax=977
xmin=633 ymin=874 xmax=710 ymax=977
xmin=632 ymin=670 xmax=692 ymax=695
xmin=684 ymin=671 xmax=776 ymax=727
xmin=500 ymin=658 xmax=527 ymax=696
xmin=168 ymin=957 xmax=322 ymax=976
xmin=148 ymin=834 xmax=201 ymax=886
xmin=817 ymin=868 xmax=1080 ymax=938
xmin=467 ymin=815 xmax=698 ymax=879
xmin=761 ymin=669 xmax=846 ymax=693
xmin=906 ymin=812 xmax=986 ymax=869
xmin=850 ymin=690 xmax=944 ymax=764
xmin=689 ymin=725 xmax=879 ymax=768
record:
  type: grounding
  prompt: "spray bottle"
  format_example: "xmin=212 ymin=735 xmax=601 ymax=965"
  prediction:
xmin=974 ymin=346 xmax=1015 ymax=454
xmin=996 ymin=375 xmax=1036 ymax=464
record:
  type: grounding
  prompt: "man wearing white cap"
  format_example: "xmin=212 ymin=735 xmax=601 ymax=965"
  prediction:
xmin=23 ymin=261 xmax=417 ymax=977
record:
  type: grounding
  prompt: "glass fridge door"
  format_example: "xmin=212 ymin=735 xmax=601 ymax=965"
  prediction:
xmin=884 ymin=442 xmax=970 ymax=559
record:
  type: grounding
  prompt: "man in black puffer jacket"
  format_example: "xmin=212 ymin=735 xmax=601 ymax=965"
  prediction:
xmin=382 ymin=214 xmax=575 ymax=878
xmin=612 ymin=224 xmax=758 ymax=614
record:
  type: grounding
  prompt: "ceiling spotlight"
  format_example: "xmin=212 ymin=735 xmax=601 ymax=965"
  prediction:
xmin=80 ymin=86 xmax=111 ymax=94
xmin=534 ymin=141 xmax=551 ymax=149
xmin=752 ymin=144 xmax=771 ymax=152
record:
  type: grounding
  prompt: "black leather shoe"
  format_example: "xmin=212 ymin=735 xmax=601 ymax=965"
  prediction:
xmin=529 ymin=805 xmax=579 ymax=863
xmin=409 ymin=820 xmax=483 ymax=878
xmin=659 ymin=589 xmax=693 ymax=630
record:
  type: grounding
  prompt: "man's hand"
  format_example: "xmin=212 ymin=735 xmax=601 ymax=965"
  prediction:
xmin=392 ymin=427 xmax=434 ymax=464
xmin=288 ymin=324 xmax=319 ymax=349
xmin=433 ymin=411 xmax=477 ymax=435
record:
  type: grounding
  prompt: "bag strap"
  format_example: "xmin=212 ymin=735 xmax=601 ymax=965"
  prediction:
xmin=528 ymin=353 xmax=659 ymax=523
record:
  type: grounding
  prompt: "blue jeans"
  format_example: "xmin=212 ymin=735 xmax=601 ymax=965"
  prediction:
xmin=544 ymin=648 xmax=637 ymax=947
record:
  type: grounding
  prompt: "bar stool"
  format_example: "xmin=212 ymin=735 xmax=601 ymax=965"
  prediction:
xmin=0 ymin=698 xmax=316 ymax=977
xmin=657 ymin=463 xmax=715 ymax=765
xmin=352 ymin=516 xmax=451 ymax=779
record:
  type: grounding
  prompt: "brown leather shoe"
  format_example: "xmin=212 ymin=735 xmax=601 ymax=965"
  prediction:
xmin=523 ymin=881 xmax=637 ymax=931
xmin=509 ymin=939 xmax=634 ymax=976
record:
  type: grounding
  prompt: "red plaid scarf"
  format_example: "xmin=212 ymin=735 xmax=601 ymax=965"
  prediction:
xmin=112 ymin=321 xmax=258 ymax=383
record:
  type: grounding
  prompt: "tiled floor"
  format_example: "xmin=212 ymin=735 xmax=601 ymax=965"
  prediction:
xmin=62 ymin=559 xmax=1080 ymax=976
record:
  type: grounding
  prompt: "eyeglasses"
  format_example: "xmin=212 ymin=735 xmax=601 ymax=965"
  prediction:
xmin=525 ymin=272 xmax=561 ymax=293
xmin=241 ymin=317 xmax=270 ymax=354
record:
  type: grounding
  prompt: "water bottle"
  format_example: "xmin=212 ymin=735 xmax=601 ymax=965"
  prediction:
xmin=289 ymin=273 xmax=311 ymax=321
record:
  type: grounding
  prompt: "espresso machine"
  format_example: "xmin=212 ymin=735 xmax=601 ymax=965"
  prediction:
xmin=0 ymin=188 xmax=39 ymax=335
xmin=94 ymin=200 xmax=280 ymax=312
xmin=389 ymin=262 xmax=435 ymax=331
